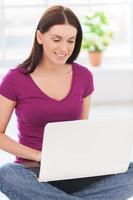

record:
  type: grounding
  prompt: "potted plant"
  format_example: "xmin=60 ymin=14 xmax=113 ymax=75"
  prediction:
xmin=82 ymin=11 xmax=113 ymax=66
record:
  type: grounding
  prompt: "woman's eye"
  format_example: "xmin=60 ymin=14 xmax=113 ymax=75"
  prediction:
xmin=68 ymin=41 xmax=75 ymax=43
xmin=53 ymin=39 xmax=60 ymax=42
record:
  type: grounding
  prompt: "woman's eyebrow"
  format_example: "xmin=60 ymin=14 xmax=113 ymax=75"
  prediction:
xmin=51 ymin=34 xmax=76 ymax=39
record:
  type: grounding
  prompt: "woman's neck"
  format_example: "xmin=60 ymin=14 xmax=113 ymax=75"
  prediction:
xmin=33 ymin=60 xmax=71 ymax=77
xmin=37 ymin=58 xmax=70 ymax=73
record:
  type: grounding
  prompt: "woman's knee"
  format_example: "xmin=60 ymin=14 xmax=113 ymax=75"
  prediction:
xmin=0 ymin=163 xmax=25 ymax=188
xmin=0 ymin=163 xmax=16 ymax=180
xmin=118 ymin=162 xmax=133 ymax=186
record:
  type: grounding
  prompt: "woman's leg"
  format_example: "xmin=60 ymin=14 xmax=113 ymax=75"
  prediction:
xmin=0 ymin=163 xmax=80 ymax=200
xmin=72 ymin=163 xmax=133 ymax=200
xmin=1 ymin=162 xmax=133 ymax=200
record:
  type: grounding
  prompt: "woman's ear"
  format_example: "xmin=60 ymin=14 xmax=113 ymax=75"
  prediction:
xmin=36 ymin=30 xmax=43 ymax=45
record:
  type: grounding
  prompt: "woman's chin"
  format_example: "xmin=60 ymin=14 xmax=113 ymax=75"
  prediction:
xmin=52 ymin=59 xmax=68 ymax=65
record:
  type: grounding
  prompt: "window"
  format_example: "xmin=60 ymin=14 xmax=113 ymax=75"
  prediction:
xmin=0 ymin=0 xmax=132 ymax=68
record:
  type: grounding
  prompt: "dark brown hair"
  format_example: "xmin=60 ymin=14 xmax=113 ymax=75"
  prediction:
xmin=21 ymin=5 xmax=83 ymax=73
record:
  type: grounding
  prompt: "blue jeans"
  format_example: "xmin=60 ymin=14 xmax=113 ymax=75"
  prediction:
xmin=0 ymin=162 xmax=133 ymax=200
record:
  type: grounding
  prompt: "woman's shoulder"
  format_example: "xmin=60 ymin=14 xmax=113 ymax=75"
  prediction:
xmin=8 ymin=65 xmax=26 ymax=74
xmin=73 ymin=62 xmax=94 ymax=97
xmin=0 ymin=66 xmax=27 ymax=101
xmin=3 ymin=65 xmax=27 ymax=79
xmin=73 ymin=62 xmax=93 ymax=76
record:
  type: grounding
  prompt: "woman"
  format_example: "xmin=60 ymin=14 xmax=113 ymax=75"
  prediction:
xmin=0 ymin=5 xmax=133 ymax=200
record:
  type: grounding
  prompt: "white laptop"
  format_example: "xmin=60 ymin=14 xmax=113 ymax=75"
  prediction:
xmin=39 ymin=118 xmax=133 ymax=182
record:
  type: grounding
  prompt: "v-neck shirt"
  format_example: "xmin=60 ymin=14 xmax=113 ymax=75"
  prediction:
xmin=0 ymin=62 xmax=94 ymax=163
xmin=28 ymin=64 xmax=75 ymax=103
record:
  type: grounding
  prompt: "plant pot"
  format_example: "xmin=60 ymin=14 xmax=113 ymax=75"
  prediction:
xmin=88 ymin=51 xmax=102 ymax=67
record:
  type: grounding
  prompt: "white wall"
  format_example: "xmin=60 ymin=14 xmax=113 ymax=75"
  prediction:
xmin=91 ymin=67 xmax=133 ymax=104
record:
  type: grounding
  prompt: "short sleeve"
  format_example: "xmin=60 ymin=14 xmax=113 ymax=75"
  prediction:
xmin=83 ymin=69 xmax=94 ymax=98
xmin=0 ymin=69 xmax=18 ymax=101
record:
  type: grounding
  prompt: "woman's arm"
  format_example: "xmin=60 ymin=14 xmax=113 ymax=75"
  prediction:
xmin=80 ymin=95 xmax=92 ymax=120
xmin=0 ymin=95 xmax=41 ymax=162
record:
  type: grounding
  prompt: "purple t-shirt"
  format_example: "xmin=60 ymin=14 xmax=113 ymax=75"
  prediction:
xmin=0 ymin=62 xmax=94 ymax=163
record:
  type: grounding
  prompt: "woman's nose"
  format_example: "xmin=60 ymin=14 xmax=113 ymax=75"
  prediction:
xmin=59 ymin=41 xmax=68 ymax=52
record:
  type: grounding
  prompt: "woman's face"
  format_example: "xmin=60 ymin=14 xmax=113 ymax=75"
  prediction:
xmin=37 ymin=24 xmax=77 ymax=66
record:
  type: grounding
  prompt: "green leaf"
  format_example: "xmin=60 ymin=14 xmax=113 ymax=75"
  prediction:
xmin=82 ymin=11 xmax=113 ymax=52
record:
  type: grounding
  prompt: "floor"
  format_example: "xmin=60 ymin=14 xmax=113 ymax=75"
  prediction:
xmin=0 ymin=102 xmax=133 ymax=200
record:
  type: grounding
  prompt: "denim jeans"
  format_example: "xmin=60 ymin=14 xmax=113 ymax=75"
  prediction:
xmin=0 ymin=162 xmax=133 ymax=200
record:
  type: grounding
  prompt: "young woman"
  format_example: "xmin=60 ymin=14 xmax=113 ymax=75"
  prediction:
xmin=0 ymin=5 xmax=133 ymax=200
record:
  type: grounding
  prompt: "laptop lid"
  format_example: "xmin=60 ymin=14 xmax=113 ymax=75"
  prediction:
xmin=39 ymin=118 xmax=133 ymax=182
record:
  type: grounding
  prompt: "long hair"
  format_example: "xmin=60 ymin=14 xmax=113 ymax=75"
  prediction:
xmin=21 ymin=5 xmax=83 ymax=74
